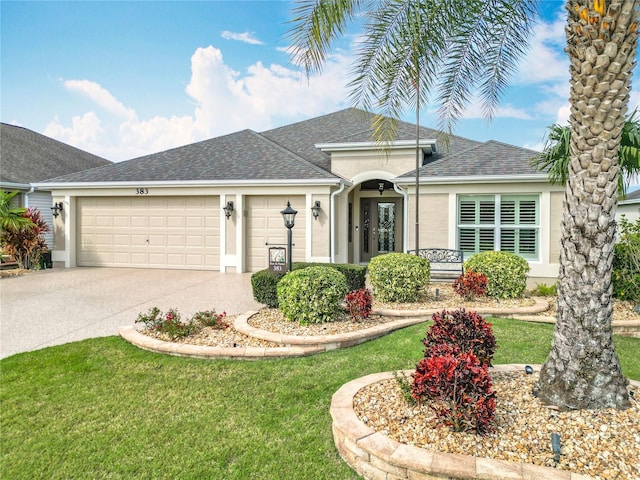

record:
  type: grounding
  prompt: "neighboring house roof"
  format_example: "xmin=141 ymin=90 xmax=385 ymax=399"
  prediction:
xmin=43 ymin=129 xmax=338 ymax=184
xmin=397 ymin=140 xmax=543 ymax=180
xmin=0 ymin=123 xmax=110 ymax=185
xmin=36 ymin=108 xmax=542 ymax=186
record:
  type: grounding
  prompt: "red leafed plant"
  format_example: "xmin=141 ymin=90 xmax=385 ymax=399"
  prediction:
xmin=453 ymin=270 xmax=488 ymax=301
xmin=423 ymin=309 xmax=496 ymax=366
xmin=408 ymin=309 xmax=497 ymax=435
xmin=344 ymin=288 xmax=372 ymax=321
xmin=412 ymin=350 xmax=496 ymax=434
xmin=0 ymin=208 xmax=49 ymax=269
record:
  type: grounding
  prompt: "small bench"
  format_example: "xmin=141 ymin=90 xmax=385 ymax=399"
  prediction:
xmin=406 ymin=248 xmax=464 ymax=281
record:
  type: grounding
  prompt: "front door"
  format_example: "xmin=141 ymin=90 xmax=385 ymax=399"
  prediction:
xmin=360 ymin=198 xmax=402 ymax=262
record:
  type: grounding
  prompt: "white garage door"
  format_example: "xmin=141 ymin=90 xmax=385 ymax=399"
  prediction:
xmin=78 ymin=196 xmax=220 ymax=269
xmin=245 ymin=195 xmax=306 ymax=271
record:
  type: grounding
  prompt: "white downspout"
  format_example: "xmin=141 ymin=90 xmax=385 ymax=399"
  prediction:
xmin=330 ymin=181 xmax=346 ymax=263
xmin=394 ymin=183 xmax=409 ymax=253
xmin=24 ymin=185 xmax=35 ymax=207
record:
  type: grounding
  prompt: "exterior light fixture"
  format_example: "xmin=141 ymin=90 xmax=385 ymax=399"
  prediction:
xmin=435 ymin=288 xmax=440 ymax=301
xmin=551 ymin=433 xmax=561 ymax=464
xmin=223 ymin=201 xmax=234 ymax=219
xmin=525 ymin=365 xmax=534 ymax=375
xmin=311 ymin=200 xmax=321 ymax=219
xmin=51 ymin=202 xmax=63 ymax=218
xmin=378 ymin=182 xmax=385 ymax=195
xmin=280 ymin=201 xmax=297 ymax=271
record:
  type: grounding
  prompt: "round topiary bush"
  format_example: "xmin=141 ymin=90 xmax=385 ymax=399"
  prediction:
xmin=368 ymin=252 xmax=430 ymax=303
xmin=277 ymin=266 xmax=348 ymax=324
xmin=464 ymin=251 xmax=530 ymax=299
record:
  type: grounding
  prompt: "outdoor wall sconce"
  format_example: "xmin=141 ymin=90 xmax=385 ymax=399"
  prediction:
xmin=378 ymin=182 xmax=385 ymax=195
xmin=280 ymin=201 xmax=298 ymax=271
xmin=311 ymin=200 xmax=321 ymax=219
xmin=223 ymin=201 xmax=234 ymax=219
xmin=51 ymin=202 xmax=63 ymax=218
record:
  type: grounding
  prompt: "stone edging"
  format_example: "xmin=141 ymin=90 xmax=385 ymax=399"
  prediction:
xmin=374 ymin=296 xmax=550 ymax=319
xmin=119 ymin=299 xmax=638 ymax=359
xmin=233 ymin=314 xmax=421 ymax=348
xmin=118 ymin=312 xmax=424 ymax=360
xmin=331 ymin=365 xmax=640 ymax=480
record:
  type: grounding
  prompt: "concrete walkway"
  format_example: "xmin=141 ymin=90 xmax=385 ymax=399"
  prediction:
xmin=0 ymin=267 xmax=263 ymax=359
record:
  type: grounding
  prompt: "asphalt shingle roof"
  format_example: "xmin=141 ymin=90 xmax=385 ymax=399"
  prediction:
xmin=43 ymin=129 xmax=337 ymax=183
xmin=0 ymin=123 xmax=110 ymax=184
xmin=397 ymin=140 xmax=542 ymax=179
xmin=34 ymin=108 xmax=541 ymax=185
xmin=261 ymin=108 xmax=483 ymax=171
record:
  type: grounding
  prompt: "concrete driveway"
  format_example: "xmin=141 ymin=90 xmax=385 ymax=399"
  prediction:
xmin=0 ymin=267 xmax=263 ymax=359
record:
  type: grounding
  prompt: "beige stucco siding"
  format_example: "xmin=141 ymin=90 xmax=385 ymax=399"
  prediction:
xmin=549 ymin=191 xmax=563 ymax=264
xmin=311 ymin=194 xmax=330 ymax=259
xmin=331 ymin=149 xmax=417 ymax=181
xmin=411 ymin=193 xmax=449 ymax=250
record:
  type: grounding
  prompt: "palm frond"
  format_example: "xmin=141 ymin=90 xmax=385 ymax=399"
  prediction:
xmin=530 ymin=124 xmax=571 ymax=185
xmin=287 ymin=0 xmax=367 ymax=76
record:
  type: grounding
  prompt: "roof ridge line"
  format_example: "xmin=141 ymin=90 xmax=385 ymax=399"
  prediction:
xmin=248 ymin=130 xmax=339 ymax=179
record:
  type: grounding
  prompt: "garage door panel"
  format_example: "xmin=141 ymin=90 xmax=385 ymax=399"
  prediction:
xmin=131 ymin=216 xmax=147 ymax=228
xmin=78 ymin=196 xmax=220 ymax=270
xmin=245 ymin=195 xmax=306 ymax=272
xmin=149 ymin=216 xmax=165 ymax=227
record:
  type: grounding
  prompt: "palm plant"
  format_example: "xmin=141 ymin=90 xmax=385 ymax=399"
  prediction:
xmin=532 ymin=111 xmax=640 ymax=196
xmin=0 ymin=191 xmax=34 ymax=232
xmin=289 ymin=0 xmax=639 ymax=409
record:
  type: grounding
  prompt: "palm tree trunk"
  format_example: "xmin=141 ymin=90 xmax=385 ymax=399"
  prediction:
xmin=537 ymin=0 xmax=638 ymax=409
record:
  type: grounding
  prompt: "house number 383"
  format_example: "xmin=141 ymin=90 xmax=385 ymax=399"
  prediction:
xmin=136 ymin=188 xmax=149 ymax=195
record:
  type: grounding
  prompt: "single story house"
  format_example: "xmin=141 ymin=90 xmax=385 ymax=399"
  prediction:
xmin=36 ymin=109 xmax=565 ymax=285
xmin=1 ymin=123 xmax=111 ymax=247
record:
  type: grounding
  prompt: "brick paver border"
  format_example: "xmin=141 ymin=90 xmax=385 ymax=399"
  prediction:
xmin=331 ymin=365 xmax=640 ymax=480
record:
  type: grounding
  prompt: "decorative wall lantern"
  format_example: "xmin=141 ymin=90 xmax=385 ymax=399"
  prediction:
xmin=280 ymin=201 xmax=297 ymax=271
xmin=223 ymin=201 xmax=234 ymax=219
xmin=51 ymin=202 xmax=63 ymax=218
xmin=311 ymin=200 xmax=321 ymax=220
xmin=378 ymin=182 xmax=385 ymax=195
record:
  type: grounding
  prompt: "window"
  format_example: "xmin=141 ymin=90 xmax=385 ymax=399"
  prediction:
xmin=457 ymin=195 xmax=539 ymax=259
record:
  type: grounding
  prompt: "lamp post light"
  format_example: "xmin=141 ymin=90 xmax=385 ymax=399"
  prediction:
xmin=280 ymin=201 xmax=297 ymax=272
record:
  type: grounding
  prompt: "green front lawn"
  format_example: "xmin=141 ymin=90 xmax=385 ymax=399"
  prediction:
xmin=1 ymin=319 xmax=638 ymax=479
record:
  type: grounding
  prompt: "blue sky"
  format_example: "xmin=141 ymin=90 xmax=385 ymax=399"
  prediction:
xmin=2 ymin=1 xmax=639 ymax=162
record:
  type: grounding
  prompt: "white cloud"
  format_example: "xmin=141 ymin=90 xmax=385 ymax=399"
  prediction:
xmin=459 ymin=101 xmax=532 ymax=120
xmin=516 ymin=11 xmax=568 ymax=85
xmin=44 ymin=45 xmax=351 ymax=161
xmin=63 ymin=79 xmax=137 ymax=121
xmin=220 ymin=30 xmax=263 ymax=45
xmin=555 ymin=103 xmax=571 ymax=125
xmin=44 ymin=112 xmax=105 ymax=153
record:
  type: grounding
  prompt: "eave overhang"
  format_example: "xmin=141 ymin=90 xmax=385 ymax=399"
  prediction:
xmin=315 ymin=139 xmax=438 ymax=154
xmin=32 ymin=178 xmax=346 ymax=190
xmin=393 ymin=174 xmax=550 ymax=185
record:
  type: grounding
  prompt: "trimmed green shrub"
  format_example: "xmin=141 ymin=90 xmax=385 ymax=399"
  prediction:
xmin=293 ymin=262 xmax=366 ymax=291
xmin=368 ymin=252 xmax=430 ymax=303
xmin=277 ymin=266 xmax=348 ymax=324
xmin=464 ymin=251 xmax=530 ymax=299
xmin=251 ymin=269 xmax=285 ymax=307
xmin=613 ymin=216 xmax=640 ymax=303
xmin=251 ymin=262 xmax=366 ymax=308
